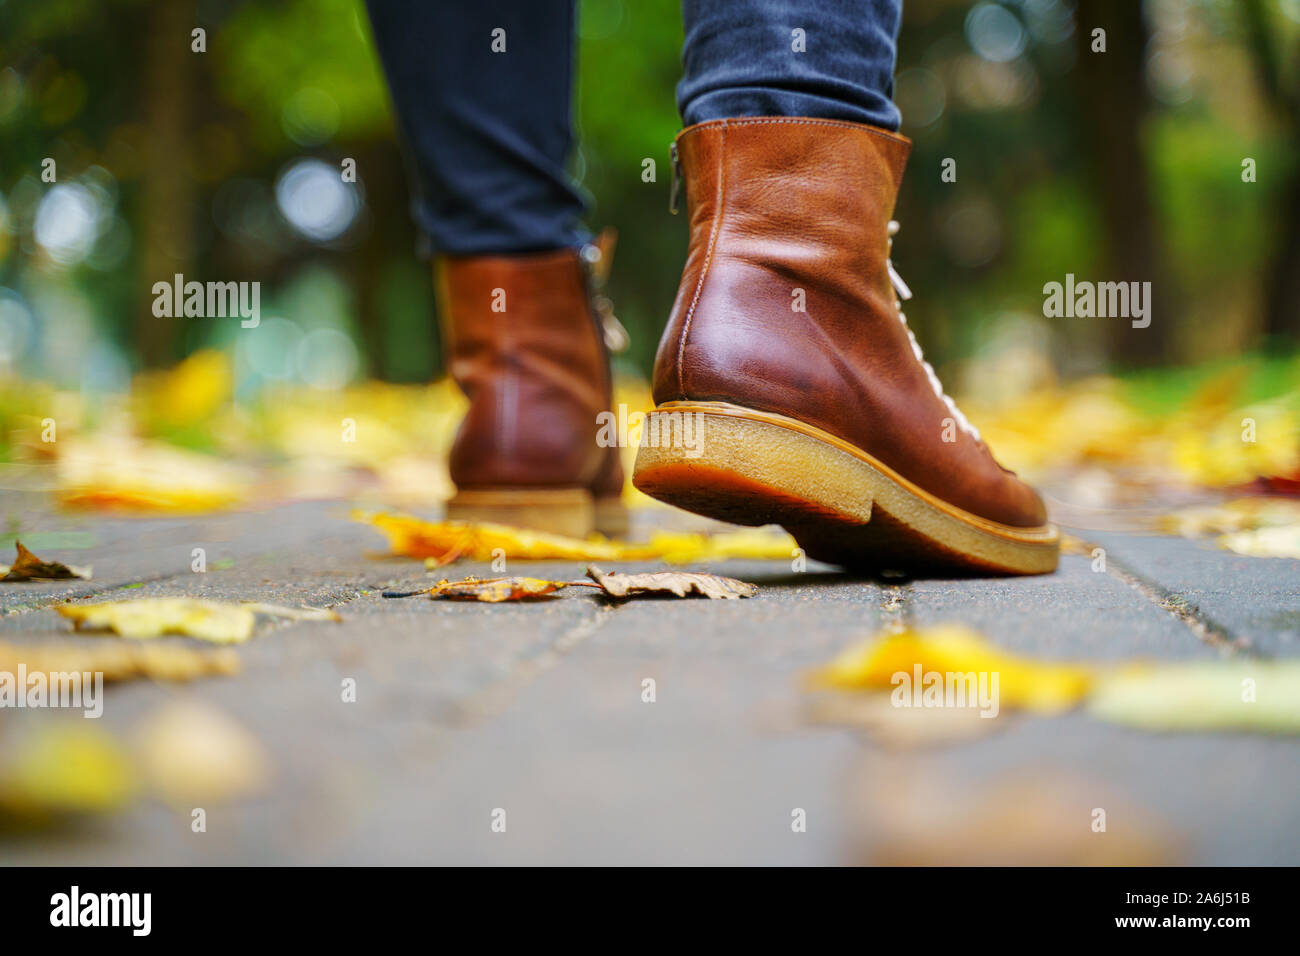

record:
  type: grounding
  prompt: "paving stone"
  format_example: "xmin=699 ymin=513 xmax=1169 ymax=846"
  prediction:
xmin=2 ymin=502 xmax=1297 ymax=864
xmin=908 ymin=552 xmax=1218 ymax=660
xmin=1082 ymin=530 xmax=1300 ymax=656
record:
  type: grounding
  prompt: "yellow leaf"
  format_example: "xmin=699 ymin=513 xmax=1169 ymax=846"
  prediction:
xmin=642 ymin=528 xmax=798 ymax=564
xmin=1089 ymin=662 xmax=1300 ymax=733
xmin=355 ymin=510 xmax=796 ymax=566
xmin=358 ymin=512 xmax=633 ymax=564
xmin=0 ymin=640 xmax=239 ymax=682
xmin=0 ymin=725 xmax=136 ymax=819
xmin=56 ymin=598 xmax=343 ymax=643
xmin=132 ymin=348 xmax=232 ymax=430
xmin=1218 ymin=525 xmax=1300 ymax=559
xmin=806 ymin=626 xmax=1094 ymax=714
xmin=1156 ymin=497 xmax=1300 ymax=538
xmin=58 ymin=598 xmax=257 ymax=643
xmin=56 ymin=437 xmax=249 ymax=513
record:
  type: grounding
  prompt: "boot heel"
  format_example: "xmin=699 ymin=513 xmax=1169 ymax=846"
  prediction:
xmin=632 ymin=402 xmax=1058 ymax=574
xmin=446 ymin=488 xmax=595 ymax=538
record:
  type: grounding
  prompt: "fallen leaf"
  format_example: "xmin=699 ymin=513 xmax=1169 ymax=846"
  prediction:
xmin=1218 ymin=524 xmax=1300 ymax=559
xmin=58 ymin=598 xmax=256 ymax=643
xmin=240 ymin=602 xmax=343 ymax=622
xmin=134 ymin=702 xmax=269 ymax=808
xmin=358 ymin=512 xmax=632 ymax=565
xmin=0 ymin=725 xmax=136 ymax=821
xmin=1088 ymin=662 xmax=1300 ymax=733
xmin=1157 ymin=497 xmax=1300 ymax=538
xmin=55 ymin=437 xmax=250 ymax=513
xmin=131 ymin=348 xmax=232 ymax=431
xmin=355 ymin=511 xmax=796 ymax=566
xmin=806 ymin=626 xmax=1094 ymax=714
xmin=427 ymin=576 xmax=570 ymax=602
xmin=55 ymin=598 xmax=342 ymax=643
xmin=0 ymin=640 xmax=239 ymax=682
xmin=586 ymin=564 xmax=757 ymax=600
xmin=640 ymin=528 xmax=798 ymax=564
xmin=0 ymin=541 xmax=92 ymax=581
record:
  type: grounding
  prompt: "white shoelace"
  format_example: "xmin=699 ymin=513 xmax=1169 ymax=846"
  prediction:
xmin=886 ymin=220 xmax=981 ymax=442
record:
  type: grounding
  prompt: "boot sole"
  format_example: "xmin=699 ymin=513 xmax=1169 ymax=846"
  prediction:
xmin=631 ymin=401 xmax=1059 ymax=575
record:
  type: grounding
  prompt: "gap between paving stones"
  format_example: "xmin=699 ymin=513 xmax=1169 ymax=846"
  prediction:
xmin=0 ymin=571 xmax=185 ymax=617
xmin=1073 ymin=536 xmax=1249 ymax=656
xmin=444 ymin=603 xmax=619 ymax=726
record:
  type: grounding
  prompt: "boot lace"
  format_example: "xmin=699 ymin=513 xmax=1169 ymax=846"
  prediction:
xmin=886 ymin=220 xmax=981 ymax=442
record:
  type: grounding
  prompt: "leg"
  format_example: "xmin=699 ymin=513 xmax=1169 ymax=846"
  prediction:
xmin=365 ymin=0 xmax=626 ymax=535
xmin=678 ymin=0 xmax=902 ymax=129
xmin=636 ymin=1 xmax=1059 ymax=573
xmin=365 ymin=0 xmax=586 ymax=255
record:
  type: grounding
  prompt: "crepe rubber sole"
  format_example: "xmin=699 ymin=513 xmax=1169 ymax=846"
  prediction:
xmin=447 ymin=487 xmax=627 ymax=538
xmin=632 ymin=401 xmax=1059 ymax=575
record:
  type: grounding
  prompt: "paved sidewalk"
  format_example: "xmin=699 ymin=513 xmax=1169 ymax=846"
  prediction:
xmin=1 ymin=496 xmax=1297 ymax=865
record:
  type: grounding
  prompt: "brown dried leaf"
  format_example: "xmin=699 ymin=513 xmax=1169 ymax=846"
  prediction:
xmin=585 ymin=564 xmax=757 ymax=600
xmin=0 ymin=541 xmax=92 ymax=582
xmin=428 ymin=576 xmax=570 ymax=602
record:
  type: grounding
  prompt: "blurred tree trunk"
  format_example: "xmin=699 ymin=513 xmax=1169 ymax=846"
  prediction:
xmin=1242 ymin=0 xmax=1300 ymax=342
xmin=350 ymin=141 xmax=394 ymax=380
xmin=136 ymin=0 xmax=196 ymax=367
xmin=1072 ymin=0 xmax=1175 ymax=366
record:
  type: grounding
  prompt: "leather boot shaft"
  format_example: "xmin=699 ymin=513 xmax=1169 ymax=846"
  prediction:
xmin=435 ymin=248 xmax=616 ymax=492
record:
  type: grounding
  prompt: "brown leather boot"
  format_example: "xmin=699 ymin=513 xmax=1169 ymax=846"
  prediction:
xmin=435 ymin=243 xmax=626 ymax=538
xmin=633 ymin=118 xmax=1058 ymax=574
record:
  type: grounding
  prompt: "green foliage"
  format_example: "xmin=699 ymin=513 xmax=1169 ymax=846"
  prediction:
xmin=2 ymin=0 xmax=1298 ymax=381
xmin=215 ymin=0 xmax=392 ymax=151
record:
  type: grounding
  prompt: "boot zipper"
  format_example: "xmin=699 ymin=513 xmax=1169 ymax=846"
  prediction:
xmin=668 ymin=141 xmax=681 ymax=215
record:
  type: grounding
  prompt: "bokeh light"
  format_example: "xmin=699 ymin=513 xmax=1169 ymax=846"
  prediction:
xmin=964 ymin=2 xmax=1028 ymax=63
xmin=274 ymin=158 xmax=360 ymax=243
xmin=33 ymin=183 xmax=100 ymax=266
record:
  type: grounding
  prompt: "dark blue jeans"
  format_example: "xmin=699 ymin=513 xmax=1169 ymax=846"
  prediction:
xmin=366 ymin=0 xmax=902 ymax=256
